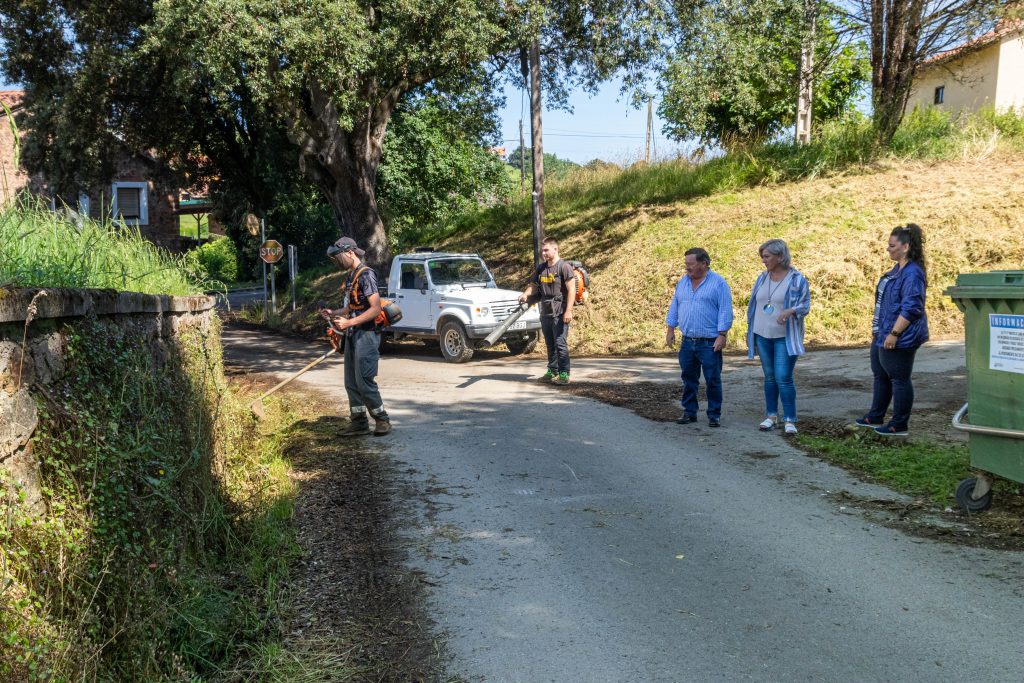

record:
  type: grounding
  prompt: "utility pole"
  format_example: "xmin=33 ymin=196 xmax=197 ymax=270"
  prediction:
xmin=518 ymin=118 xmax=527 ymax=193
xmin=795 ymin=0 xmax=816 ymax=145
xmin=260 ymin=218 xmax=268 ymax=318
xmin=645 ymin=97 xmax=653 ymax=163
xmin=527 ymin=39 xmax=545 ymax=267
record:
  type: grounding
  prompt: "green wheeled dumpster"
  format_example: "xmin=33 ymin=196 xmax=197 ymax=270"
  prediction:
xmin=945 ymin=270 xmax=1024 ymax=512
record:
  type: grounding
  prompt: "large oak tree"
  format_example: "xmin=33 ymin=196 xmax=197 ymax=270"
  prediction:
xmin=0 ymin=0 xmax=668 ymax=265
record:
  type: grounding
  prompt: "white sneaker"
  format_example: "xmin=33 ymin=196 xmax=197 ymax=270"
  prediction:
xmin=784 ymin=421 xmax=798 ymax=435
xmin=758 ymin=417 xmax=777 ymax=431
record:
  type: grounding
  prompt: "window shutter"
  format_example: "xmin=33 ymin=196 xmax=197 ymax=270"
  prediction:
xmin=117 ymin=187 xmax=141 ymax=219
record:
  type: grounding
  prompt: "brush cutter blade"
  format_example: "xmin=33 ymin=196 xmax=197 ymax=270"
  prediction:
xmin=250 ymin=399 xmax=266 ymax=419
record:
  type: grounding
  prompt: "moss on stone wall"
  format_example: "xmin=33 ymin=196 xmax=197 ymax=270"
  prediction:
xmin=1 ymin=311 xmax=299 ymax=680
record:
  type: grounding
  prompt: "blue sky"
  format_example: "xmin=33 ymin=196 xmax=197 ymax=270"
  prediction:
xmin=495 ymin=77 xmax=692 ymax=166
xmin=2 ymin=74 xmax=677 ymax=166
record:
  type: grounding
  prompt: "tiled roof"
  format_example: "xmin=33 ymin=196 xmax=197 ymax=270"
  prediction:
xmin=921 ymin=20 xmax=1023 ymax=69
xmin=0 ymin=90 xmax=24 ymax=113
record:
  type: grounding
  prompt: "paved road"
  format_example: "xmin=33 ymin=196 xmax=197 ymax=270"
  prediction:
xmin=222 ymin=327 xmax=1023 ymax=682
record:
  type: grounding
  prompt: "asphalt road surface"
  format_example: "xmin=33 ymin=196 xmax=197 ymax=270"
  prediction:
xmin=223 ymin=326 xmax=1024 ymax=682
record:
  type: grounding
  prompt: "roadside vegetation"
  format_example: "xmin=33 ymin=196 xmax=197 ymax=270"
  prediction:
xmin=0 ymin=201 xmax=213 ymax=294
xmin=799 ymin=430 xmax=971 ymax=505
xmin=430 ymin=108 xmax=1024 ymax=354
xmin=0 ymin=317 xmax=317 ymax=679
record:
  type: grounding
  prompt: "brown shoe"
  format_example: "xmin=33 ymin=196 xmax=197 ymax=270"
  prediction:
xmin=341 ymin=421 xmax=371 ymax=436
xmin=373 ymin=420 xmax=392 ymax=437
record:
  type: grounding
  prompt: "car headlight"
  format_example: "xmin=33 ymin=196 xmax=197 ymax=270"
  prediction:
xmin=475 ymin=306 xmax=489 ymax=316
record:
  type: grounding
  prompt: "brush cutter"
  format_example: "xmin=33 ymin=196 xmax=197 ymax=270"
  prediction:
xmin=481 ymin=301 xmax=531 ymax=347
xmin=250 ymin=308 xmax=343 ymax=418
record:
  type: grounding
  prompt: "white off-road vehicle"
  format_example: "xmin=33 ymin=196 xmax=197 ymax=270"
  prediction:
xmin=383 ymin=251 xmax=541 ymax=362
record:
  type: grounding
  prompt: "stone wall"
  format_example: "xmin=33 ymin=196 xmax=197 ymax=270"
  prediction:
xmin=0 ymin=288 xmax=216 ymax=512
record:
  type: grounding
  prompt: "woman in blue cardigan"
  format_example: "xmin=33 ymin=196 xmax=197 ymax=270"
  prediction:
xmin=746 ymin=239 xmax=811 ymax=435
xmin=856 ymin=224 xmax=929 ymax=437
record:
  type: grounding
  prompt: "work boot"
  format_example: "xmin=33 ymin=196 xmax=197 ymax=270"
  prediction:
xmin=373 ymin=419 xmax=392 ymax=437
xmin=341 ymin=420 xmax=371 ymax=436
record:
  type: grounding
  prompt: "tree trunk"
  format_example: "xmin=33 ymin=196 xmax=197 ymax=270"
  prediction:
xmin=869 ymin=0 xmax=926 ymax=146
xmin=286 ymin=83 xmax=401 ymax=269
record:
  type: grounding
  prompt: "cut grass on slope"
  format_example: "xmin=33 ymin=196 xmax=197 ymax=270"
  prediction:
xmin=429 ymin=109 xmax=1024 ymax=355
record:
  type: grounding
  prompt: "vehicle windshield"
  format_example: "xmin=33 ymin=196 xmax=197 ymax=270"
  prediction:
xmin=427 ymin=258 xmax=492 ymax=286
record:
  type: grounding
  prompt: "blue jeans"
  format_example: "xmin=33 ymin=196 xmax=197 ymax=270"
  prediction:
xmin=754 ymin=334 xmax=798 ymax=423
xmin=867 ymin=344 xmax=918 ymax=431
xmin=678 ymin=338 xmax=723 ymax=419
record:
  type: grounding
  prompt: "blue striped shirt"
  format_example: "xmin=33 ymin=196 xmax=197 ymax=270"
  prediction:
xmin=666 ymin=270 xmax=734 ymax=338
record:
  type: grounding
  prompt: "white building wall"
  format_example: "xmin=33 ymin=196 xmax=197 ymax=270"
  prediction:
xmin=995 ymin=35 xmax=1024 ymax=111
xmin=907 ymin=42 xmax=1000 ymax=116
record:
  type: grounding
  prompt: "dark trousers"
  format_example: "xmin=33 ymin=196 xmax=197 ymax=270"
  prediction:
xmin=679 ymin=338 xmax=723 ymax=419
xmin=344 ymin=328 xmax=387 ymax=423
xmin=867 ymin=344 xmax=918 ymax=431
xmin=540 ymin=315 xmax=570 ymax=374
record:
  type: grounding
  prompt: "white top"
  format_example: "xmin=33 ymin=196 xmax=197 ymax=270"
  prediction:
xmin=752 ymin=271 xmax=792 ymax=339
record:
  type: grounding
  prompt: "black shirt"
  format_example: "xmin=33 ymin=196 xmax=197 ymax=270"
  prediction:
xmin=533 ymin=260 xmax=575 ymax=316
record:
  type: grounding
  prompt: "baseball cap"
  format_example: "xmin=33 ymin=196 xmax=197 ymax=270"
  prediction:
xmin=327 ymin=236 xmax=365 ymax=258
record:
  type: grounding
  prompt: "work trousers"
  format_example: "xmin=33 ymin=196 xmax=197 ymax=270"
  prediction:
xmin=679 ymin=338 xmax=723 ymax=420
xmin=344 ymin=328 xmax=388 ymax=424
xmin=540 ymin=315 xmax=571 ymax=374
xmin=866 ymin=344 xmax=918 ymax=432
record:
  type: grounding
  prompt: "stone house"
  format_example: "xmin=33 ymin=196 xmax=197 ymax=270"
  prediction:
xmin=907 ymin=20 xmax=1024 ymax=117
xmin=0 ymin=90 xmax=221 ymax=253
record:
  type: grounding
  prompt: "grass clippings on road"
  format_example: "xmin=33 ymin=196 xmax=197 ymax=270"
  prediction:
xmin=281 ymin=411 xmax=447 ymax=682
xmin=553 ymin=380 xmax=1024 ymax=550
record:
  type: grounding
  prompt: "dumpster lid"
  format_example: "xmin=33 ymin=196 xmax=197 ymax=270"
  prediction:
xmin=946 ymin=270 xmax=1024 ymax=300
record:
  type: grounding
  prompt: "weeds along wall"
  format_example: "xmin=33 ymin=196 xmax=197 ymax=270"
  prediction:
xmin=0 ymin=288 xmax=292 ymax=680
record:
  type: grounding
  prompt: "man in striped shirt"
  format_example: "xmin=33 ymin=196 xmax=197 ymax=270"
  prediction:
xmin=665 ymin=248 xmax=734 ymax=427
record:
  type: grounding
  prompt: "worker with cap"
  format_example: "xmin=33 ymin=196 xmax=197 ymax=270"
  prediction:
xmin=320 ymin=237 xmax=391 ymax=436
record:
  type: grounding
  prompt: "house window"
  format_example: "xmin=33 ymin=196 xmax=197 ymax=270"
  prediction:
xmin=934 ymin=86 xmax=945 ymax=105
xmin=111 ymin=181 xmax=149 ymax=225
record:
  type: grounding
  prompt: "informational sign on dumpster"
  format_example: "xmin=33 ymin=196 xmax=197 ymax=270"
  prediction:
xmin=990 ymin=314 xmax=1024 ymax=375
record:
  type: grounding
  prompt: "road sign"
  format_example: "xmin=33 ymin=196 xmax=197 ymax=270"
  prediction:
xmin=245 ymin=213 xmax=260 ymax=236
xmin=260 ymin=239 xmax=284 ymax=264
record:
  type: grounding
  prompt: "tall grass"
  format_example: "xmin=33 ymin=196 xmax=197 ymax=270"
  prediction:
xmin=426 ymin=106 xmax=1024 ymax=355
xmin=0 ymin=199 xmax=209 ymax=295
xmin=436 ymin=107 xmax=1024 ymax=242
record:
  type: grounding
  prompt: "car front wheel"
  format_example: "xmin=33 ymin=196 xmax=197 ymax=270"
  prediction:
xmin=439 ymin=321 xmax=474 ymax=363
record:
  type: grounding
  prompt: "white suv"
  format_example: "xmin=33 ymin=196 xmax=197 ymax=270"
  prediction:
xmin=383 ymin=252 xmax=541 ymax=362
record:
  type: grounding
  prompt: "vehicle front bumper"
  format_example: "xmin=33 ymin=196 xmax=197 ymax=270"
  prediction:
xmin=465 ymin=320 xmax=542 ymax=339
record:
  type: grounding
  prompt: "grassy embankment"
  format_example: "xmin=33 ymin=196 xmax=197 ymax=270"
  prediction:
xmin=431 ymin=108 xmax=1024 ymax=518
xmin=0 ymin=206 xmax=343 ymax=679
xmin=428 ymin=107 xmax=1024 ymax=355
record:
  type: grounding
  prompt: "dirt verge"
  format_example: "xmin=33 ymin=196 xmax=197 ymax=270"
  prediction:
xmin=554 ymin=379 xmax=1024 ymax=551
xmin=282 ymin=411 xmax=447 ymax=681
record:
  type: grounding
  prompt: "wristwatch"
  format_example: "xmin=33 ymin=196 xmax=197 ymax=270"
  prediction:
xmin=890 ymin=329 xmax=902 ymax=337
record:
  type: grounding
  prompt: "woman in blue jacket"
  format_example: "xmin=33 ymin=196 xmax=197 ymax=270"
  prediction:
xmin=856 ymin=224 xmax=929 ymax=436
xmin=746 ymin=239 xmax=811 ymax=435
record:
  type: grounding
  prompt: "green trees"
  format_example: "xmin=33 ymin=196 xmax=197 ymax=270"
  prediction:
xmin=842 ymin=0 xmax=1004 ymax=145
xmin=506 ymin=147 xmax=582 ymax=179
xmin=658 ymin=0 xmax=870 ymax=147
xmin=0 ymin=0 xmax=668 ymax=266
xmin=378 ymin=96 xmax=514 ymax=249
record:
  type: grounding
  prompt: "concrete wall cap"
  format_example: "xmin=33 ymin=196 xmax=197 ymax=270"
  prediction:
xmin=0 ymin=288 xmax=215 ymax=323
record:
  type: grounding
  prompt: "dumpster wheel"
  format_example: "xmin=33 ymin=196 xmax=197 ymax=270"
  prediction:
xmin=955 ymin=477 xmax=993 ymax=513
